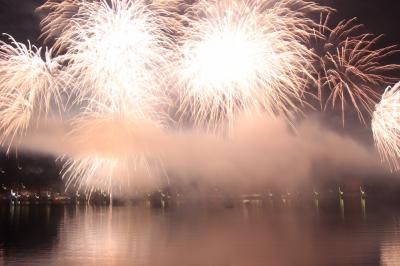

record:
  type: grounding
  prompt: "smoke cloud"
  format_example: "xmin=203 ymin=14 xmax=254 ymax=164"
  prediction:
xmin=16 ymin=113 xmax=392 ymax=194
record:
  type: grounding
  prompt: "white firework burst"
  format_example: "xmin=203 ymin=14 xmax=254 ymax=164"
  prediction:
xmin=0 ymin=34 xmax=61 ymax=150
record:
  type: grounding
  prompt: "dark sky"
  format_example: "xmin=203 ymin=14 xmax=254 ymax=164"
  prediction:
xmin=0 ymin=0 xmax=43 ymax=43
xmin=322 ymin=0 xmax=400 ymax=40
xmin=0 ymin=0 xmax=399 ymax=44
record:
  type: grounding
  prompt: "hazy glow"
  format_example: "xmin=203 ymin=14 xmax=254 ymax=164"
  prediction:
xmin=380 ymin=238 xmax=400 ymax=266
xmin=62 ymin=110 xmax=166 ymax=194
xmin=188 ymin=30 xmax=259 ymax=91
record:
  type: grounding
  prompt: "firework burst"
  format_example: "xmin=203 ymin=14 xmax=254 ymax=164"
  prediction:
xmin=372 ymin=82 xmax=400 ymax=171
xmin=39 ymin=0 xmax=175 ymax=107
xmin=71 ymin=0 xmax=172 ymax=105
xmin=313 ymin=16 xmax=400 ymax=124
xmin=175 ymin=0 xmax=323 ymax=131
xmin=0 ymin=35 xmax=61 ymax=150
xmin=61 ymin=108 xmax=166 ymax=194
xmin=1 ymin=0 xmax=398 ymax=192
xmin=38 ymin=0 xmax=174 ymax=192
xmin=37 ymin=0 xmax=81 ymax=52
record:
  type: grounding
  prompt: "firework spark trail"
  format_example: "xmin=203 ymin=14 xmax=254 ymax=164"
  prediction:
xmin=37 ymin=0 xmax=82 ymax=52
xmin=61 ymin=108 xmax=167 ymax=194
xmin=313 ymin=16 xmax=400 ymax=124
xmin=0 ymin=34 xmax=61 ymax=150
xmin=372 ymin=82 xmax=400 ymax=171
xmin=38 ymin=0 xmax=174 ymax=192
xmin=37 ymin=0 xmax=181 ymax=51
xmin=175 ymin=0 xmax=325 ymax=132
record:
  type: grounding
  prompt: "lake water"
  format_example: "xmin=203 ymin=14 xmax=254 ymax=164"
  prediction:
xmin=1 ymin=201 xmax=400 ymax=266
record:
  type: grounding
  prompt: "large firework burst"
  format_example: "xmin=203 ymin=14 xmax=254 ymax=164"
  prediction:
xmin=174 ymin=0 xmax=324 ymax=131
xmin=38 ymin=0 xmax=173 ymax=192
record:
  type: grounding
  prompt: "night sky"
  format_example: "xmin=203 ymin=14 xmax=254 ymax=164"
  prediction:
xmin=0 ymin=0 xmax=399 ymax=186
xmin=0 ymin=1 xmax=399 ymax=47
xmin=0 ymin=0 xmax=399 ymax=73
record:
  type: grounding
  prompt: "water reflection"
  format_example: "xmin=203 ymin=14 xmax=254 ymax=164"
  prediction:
xmin=1 ymin=203 xmax=400 ymax=265
xmin=0 ymin=204 xmax=61 ymax=253
xmin=380 ymin=218 xmax=400 ymax=266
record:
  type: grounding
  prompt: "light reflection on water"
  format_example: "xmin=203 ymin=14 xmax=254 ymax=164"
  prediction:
xmin=1 ymin=203 xmax=400 ymax=266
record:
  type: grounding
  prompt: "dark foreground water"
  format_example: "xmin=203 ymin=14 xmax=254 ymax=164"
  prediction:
xmin=1 ymin=201 xmax=400 ymax=266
